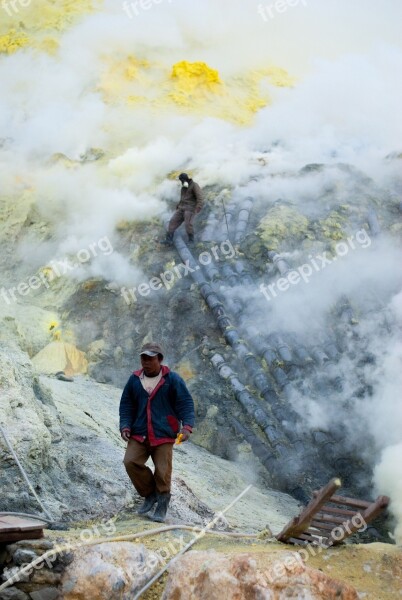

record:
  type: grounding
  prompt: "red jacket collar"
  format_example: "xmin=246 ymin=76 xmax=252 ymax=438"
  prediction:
xmin=133 ymin=365 xmax=170 ymax=377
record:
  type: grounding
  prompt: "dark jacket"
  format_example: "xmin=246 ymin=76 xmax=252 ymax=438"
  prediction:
xmin=119 ymin=365 xmax=195 ymax=446
xmin=178 ymin=180 xmax=203 ymax=212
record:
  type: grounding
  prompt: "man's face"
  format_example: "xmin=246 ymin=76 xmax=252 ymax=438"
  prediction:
xmin=140 ymin=354 xmax=162 ymax=376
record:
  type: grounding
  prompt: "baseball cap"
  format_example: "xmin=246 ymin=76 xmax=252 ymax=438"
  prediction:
xmin=139 ymin=342 xmax=164 ymax=359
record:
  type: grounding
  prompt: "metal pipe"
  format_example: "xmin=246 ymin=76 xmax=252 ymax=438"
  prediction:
xmin=210 ymin=354 xmax=287 ymax=450
xmin=234 ymin=259 xmax=253 ymax=285
xmin=200 ymin=212 xmax=219 ymax=242
xmin=367 ymin=210 xmax=381 ymax=237
xmin=234 ymin=197 xmax=253 ymax=244
xmin=221 ymin=263 xmax=238 ymax=286
xmin=267 ymin=251 xmax=291 ymax=276
xmin=267 ymin=333 xmax=293 ymax=364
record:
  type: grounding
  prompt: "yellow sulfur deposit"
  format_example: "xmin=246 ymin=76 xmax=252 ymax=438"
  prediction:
xmin=259 ymin=205 xmax=310 ymax=249
xmin=40 ymin=266 xmax=55 ymax=283
xmin=166 ymin=61 xmax=293 ymax=124
xmin=98 ymin=55 xmax=151 ymax=103
xmin=176 ymin=360 xmax=195 ymax=381
xmin=97 ymin=54 xmax=293 ymax=125
xmin=35 ymin=37 xmax=59 ymax=54
xmin=265 ymin=66 xmax=295 ymax=87
xmin=317 ymin=211 xmax=347 ymax=241
xmin=48 ymin=320 xmax=62 ymax=341
xmin=169 ymin=60 xmax=221 ymax=105
xmin=0 ymin=0 xmax=97 ymax=55
xmin=0 ymin=0 xmax=295 ymax=126
xmin=0 ymin=30 xmax=29 ymax=54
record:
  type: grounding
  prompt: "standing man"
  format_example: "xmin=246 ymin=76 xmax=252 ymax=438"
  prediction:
xmin=162 ymin=173 xmax=203 ymax=246
xmin=120 ymin=342 xmax=195 ymax=522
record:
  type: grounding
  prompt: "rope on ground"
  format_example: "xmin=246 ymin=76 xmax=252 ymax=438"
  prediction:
xmin=0 ymin=423 xmax=54 ymax=523
xmin=0 ymin=523 xmax=258 ymax=593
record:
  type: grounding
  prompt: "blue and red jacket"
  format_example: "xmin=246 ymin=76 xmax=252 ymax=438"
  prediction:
xmin=119 ymin=365 xmax=195 ymax=446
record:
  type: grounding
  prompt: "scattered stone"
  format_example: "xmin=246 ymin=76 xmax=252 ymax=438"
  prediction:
xmin=162 ymin=550 xmax=359 ymax=599
xmin=30 ymin=572 xmax=62 ymax=586
xmin=0 ymin=588 xmax=29 ymax=600
xmin=12 ymin=549 xmax=38 ymax=566
xmin=29 ymin=588 xmax=60 ymax=600
xmin=55 ymin=372 xmax=74 ymax=383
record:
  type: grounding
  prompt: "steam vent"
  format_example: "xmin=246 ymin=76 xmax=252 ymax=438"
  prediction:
xmin=1 ymin=1 xmax=402 ymax=599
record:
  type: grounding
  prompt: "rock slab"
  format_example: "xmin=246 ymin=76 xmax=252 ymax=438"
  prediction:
xmin=61 ymin=542 xmax=159 ymax=599
xmin=162 ymin=550 xmax=359 ymax=599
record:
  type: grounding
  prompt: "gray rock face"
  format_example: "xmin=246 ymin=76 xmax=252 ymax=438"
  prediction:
xmin=0 ymin=344 xmax=132 ymax=521
xmin=0 ymin=342 xmax=299 ymax=531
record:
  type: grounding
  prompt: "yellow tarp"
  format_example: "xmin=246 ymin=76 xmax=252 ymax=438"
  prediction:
xmin=32 ymin=341 xmax=88 ymax=376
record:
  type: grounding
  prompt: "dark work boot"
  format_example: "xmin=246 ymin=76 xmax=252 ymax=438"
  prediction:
xmin=149 ymin=493 xmax=171 ymax=522
xmin=188 ymin=233 xmax=194 ymax=245
xmin=160 ymin=232 xmax=174 ymax=246
xmin=137 ymin=491 xmax=157 ymax=515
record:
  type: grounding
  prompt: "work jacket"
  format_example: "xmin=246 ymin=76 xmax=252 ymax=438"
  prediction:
xmin=178 ymin=180 xmax=203 ymax=212
xmin=119 ymin=365 xmax=195 ymax=446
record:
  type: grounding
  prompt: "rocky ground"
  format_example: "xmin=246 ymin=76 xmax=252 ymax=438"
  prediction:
xmin=1 ymin=328 xmax=399 ymax=599
xmin=1 ymin=153 xmax=401 ymax=599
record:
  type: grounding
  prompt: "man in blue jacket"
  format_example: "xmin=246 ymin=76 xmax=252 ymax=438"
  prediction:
xmin=120 ymin=342 xmax=195 ymax=522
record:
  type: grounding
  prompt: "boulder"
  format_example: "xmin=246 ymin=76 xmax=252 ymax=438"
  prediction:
xmin=162 ymin=550 xmax=359 ymax=599
xmin=61 ymin=543 xmax=159 ymax=599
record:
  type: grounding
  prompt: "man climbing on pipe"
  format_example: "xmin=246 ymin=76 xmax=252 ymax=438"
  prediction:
xmin=161 ymin=173 xmax=203 ymax=246
xmin=119 ymin=342 xmax=195 ymax=522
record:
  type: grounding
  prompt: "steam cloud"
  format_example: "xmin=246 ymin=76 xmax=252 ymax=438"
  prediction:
xmin=1 ymin=0 xmax=402 ymax=538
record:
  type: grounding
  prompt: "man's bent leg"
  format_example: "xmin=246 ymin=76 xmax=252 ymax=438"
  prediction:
xmin=184 ymin=211 xmax=195 ymax=236
xmin=151 ymin=443 xmax=173 ymax=493
xmin=123 ymin=439 xmax=155 ymax=497
xmin=168 ymin=210 xmax=184 ymax=234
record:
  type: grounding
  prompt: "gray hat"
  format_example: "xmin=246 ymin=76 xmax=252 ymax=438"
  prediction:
xmin=140 ymin=342 xmax=164 ymax=359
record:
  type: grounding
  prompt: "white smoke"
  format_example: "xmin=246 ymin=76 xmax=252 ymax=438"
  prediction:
xmin=1 ymin=0 xmax=402 ymax=536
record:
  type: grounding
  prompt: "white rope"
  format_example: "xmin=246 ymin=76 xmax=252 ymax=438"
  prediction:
xmin=133 ymin=484 xmax=253 ymax=599
xmin=0 ymin=523 xmax=258 ymax=593
xmin=0 ymin=423 xmax=54 ymax=522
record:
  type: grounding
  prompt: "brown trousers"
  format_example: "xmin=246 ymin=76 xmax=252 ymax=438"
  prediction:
xmin=123 ymin=439 xmax=173 ymax=497
xmin=168 ymin=209 xmax=195 ymax=235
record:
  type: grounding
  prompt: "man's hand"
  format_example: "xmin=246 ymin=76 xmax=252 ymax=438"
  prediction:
xmin=195 ymin=207 xmax=201 ymax=214
xmin=121 ymin=429 xmax=131 ymax=442
xmin=178 ymin=428 xmax=191 ymax=442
